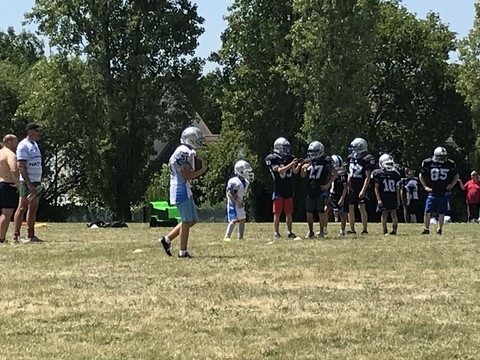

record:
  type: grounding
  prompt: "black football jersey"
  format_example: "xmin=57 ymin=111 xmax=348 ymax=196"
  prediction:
xmin=348 ymin=153 xmax=376 ymax=191
xmin=372 ymin=168 xmax=402 ymax=206
xmin=305 ymin=155 xmax=333 ymax=197
xmin=420 ymin=158 xmax=457 ymax=196
xmin=265 ymin=153 xmax=296 ymax=198
xmin=330 ymin=169 xmax=348 ymax=201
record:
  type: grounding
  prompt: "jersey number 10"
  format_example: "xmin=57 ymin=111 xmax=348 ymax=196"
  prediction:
xmin=383 ymin=179 xmax=396 ymax=193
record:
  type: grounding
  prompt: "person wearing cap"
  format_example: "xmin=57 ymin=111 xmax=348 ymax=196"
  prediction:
xmin=458 ymin=171 xmax=480 ymax=222
xmin=13 ymin=123 xmax=43 ymax=243
xmin=0 ymin=134 xmax=19 ymax=243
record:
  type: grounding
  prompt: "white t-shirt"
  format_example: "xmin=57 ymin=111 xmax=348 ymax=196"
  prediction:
xmin=169 ymin=144 xmax=196 ymax=205
xmin=405 ymin=178 xmax=419 ymax=200
xmin=16 ymin=138 xmax=42 ymax=182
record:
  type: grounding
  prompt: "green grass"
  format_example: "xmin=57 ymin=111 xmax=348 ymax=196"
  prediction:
xmin=1 ymin=222 xmax=480 ymax=359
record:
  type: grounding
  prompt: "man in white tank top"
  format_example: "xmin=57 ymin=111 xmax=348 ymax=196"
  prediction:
xmin=13 ymin=123 xmax=43 ymax=243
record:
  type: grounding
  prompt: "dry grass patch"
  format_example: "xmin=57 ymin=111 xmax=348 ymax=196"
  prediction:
xmin=0 ymin=222 xmax=480 ymax=359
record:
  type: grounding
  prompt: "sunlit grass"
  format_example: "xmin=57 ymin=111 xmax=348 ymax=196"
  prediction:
xmin=1 ymin=222 xmax=480 ymax=359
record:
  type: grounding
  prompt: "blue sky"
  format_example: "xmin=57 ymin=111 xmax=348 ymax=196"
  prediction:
xmin=0 ymin=0 xmax=476 ymax=69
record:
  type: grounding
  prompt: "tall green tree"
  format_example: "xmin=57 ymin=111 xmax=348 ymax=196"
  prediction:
xmin=27 ymin=0 xmax=205 ymax=220
xmin=367 ymin=3 xmax=472 ymax=168
xmin=207 ymin=0 xmax=300 ymax=220
xmin=17 ymin=56 xmax=102 ymax=210
xmin=457 ymin=0 xmax=480 ymax=167
xmin=283 ymin=0 xmax=380 ymax=152
xmin=0 ymin=27 xmax=44 ymax=134
xmin=0 ymin=27 xmax=44 ymax=68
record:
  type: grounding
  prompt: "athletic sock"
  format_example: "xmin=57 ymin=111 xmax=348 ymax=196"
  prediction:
xmin=225 ymin=221 xmax=236 ymax=238
xmin=238 ymin=222 xmax=245 ymax=239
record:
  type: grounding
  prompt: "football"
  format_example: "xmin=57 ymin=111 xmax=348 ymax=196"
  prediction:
xmin=194 ymin=156 xmax=203 ymax=171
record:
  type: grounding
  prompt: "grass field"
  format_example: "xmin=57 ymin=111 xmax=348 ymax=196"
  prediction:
xmin=1 ymin=222 xmax=480 ymax=359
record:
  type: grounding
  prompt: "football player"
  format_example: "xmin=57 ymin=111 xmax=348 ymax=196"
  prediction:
xmin=224 ymin=160 xmax=254 ymax=241
xmin=400 ymin=169 xmax=421 ymax=223
xmin=300 ymin=141 xmax=335 ymax=238
xmin=265 ymin=137 xmax=302 ymax=240
xmin=347 ymin=137 xmax=376 ymax=234
xmin=419 ymin=146 xmax=458 ymax=235
xmin=328 ymin=155 xmax=348 ymax=236
xmin=158 ymin=126 xmax=207 ymax=258
xmin=372 ymin=154 xmax=402 ymax=235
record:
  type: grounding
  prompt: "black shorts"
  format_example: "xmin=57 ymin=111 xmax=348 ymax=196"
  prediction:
xmin=306 ymin=195 xmax=327 ymax=213
xmin=376 ymin=194 xmax=398 ymax=212
xmin=348 ymin=189 xmax=369 ymax=205
xmin=407 ymin=199 xmax=420 ymax=215
xmin=0 ymin=182 xmax=18 ymax=209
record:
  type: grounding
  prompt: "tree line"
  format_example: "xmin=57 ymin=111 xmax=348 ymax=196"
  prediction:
xmin=0 ymin=0 xmax=479 ymax=221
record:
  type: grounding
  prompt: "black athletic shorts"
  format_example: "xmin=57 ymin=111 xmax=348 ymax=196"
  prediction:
xmin=306 ymin=195 xmax=327 ymax=213
xmin=0 ymin=182 xmax=18 ymax=209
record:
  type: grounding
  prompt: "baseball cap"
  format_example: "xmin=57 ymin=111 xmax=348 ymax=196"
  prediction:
xmin=26 ymin=122 xmax=41 ymax=132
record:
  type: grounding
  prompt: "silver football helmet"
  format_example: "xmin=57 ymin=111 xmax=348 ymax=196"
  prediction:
xmin=234 ymin=160 xmax=254 ymax=182
xmin=349 ymin=137 xmax=368 ymax=155
xmin=307 ymin=141 xmax=324 ymax=159
xmin=433 ymin=146 xmax=447 ymax=163
xmin=180 ymin=126 xmax=206 ymax=149
xmin=379 ymin=153 xmax=395 ymax=171
xmin=331 ymin=155 xmax=344 ymax=170
xmin=273 ymin=137 xmax=291 ymax=156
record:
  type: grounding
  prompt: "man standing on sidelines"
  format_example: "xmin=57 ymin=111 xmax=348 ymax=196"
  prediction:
xmin=13 ymin=123 xmax=43 ymax=243
xmin=401 ymin=169 xmax=421 ymax=223
xmin=0 ymin=134 xmax=19 ymax=243
xmin=458 ymin=171 xmax=480 ymax=222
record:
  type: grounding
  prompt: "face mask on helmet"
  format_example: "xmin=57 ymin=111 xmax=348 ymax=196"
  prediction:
xmin=331 ymin=155 xmax=343 ymax=170
xmin=273 ymin=137 xmax=291 ymax=156
xmin=307 ymin=141 xmax=324 ymax=159
xmin=433 ymin=147 xmax=447 ymax=163
xmin=180 ymin=126 xmax=206 ymax=149
xmin=349 ymin=137 xmax=368 ymax=157
xmin=379 ymin=154 xmax=395 ymax=171
xmin=234 ymin=160 xmax=254 ymax=182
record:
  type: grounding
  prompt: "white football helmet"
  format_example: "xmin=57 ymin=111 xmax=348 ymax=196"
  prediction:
xmin=433 ymin=146 xmax=447 ymax=163
xmin=234 ymin=160 xmax=254 ymax=182
xmin=379 ymin=153 xmax=395 ymax=171
xmin=307 ymin=141 xmax=324 ymax=159
xmin=180 ymin=126 xmax=206 ymax=149
xmin=349 ymin=137 xmax=368 ymax=155
xmin=331 ymin=155 xmax=343 ymax=170
xmin=273 ymin=137 xmax=291 ymax=156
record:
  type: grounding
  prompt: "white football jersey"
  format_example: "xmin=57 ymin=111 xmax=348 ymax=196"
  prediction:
xmin=226 ymin=176 xmax=250 ymax=207
xmin=169 ymin=144 xmax=196 ymax=204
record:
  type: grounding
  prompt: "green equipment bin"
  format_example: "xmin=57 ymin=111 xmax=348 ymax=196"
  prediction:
xmin=149 ymin=201 xmax=181 ymax=227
